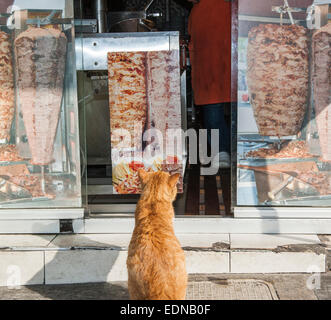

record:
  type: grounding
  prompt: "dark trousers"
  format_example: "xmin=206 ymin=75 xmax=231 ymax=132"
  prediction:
xmin=201 ymin=103 xmax=231 ymax=153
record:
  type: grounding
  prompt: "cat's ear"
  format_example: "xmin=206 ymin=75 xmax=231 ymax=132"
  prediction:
xmin=168 ymin=173 xmax=180 ymax=188
xmin=138 ymin=169 xmax=149 ymax=185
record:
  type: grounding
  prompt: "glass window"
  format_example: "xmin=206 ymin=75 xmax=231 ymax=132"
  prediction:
xmin=235 ymin=0 xmax=331 ymax=207
xmin=0 ymin=0 xmax=81 ymax=208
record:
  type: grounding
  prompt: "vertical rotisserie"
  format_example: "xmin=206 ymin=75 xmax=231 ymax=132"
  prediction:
xmin=108 ymin=50 xmax=182 ymax=194
xmin=247 ymin=24 xmax=309 ymax=137
xmin=14 ymin=26 xmax=67 ymax=165
xmin=312 ymin=23 xmax=331 ymax=161
xmin=108 ymin=52 xmax=147 ymax=150
xmin=146 ymin=51 xmax=181 ymax=150
xmin=0 ymin=31 xmax=15 ymax=142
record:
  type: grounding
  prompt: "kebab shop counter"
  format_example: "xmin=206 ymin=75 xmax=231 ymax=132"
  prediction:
xmin=0 ymin=1 xmax=82 ymax=209
xmin=234 ymin=0 xmax=331 ymax=213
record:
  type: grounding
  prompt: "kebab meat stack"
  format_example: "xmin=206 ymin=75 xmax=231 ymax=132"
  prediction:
xmin=0 ymin=31 xmax=15 ymax=143
xmin=247 ymin=24 xmax=309 ymax=137
xmin=312 ymin=23 xmax=331 ymax=161
xmin=108 ymin=50 xmax=182 ymax=194
xmin=14 ymin=26 xmax=67 ymax=166
xmin=146 ymin=50 xmax=181 ymax=151
xmin=108 ymin=52 xmax=147 ymax=150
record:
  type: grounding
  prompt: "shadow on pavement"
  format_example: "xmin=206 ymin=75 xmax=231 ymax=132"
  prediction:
xmin=5 ymin=233 xmax=131 ymax=300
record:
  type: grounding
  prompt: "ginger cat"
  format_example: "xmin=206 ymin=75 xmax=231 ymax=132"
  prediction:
xmin=127 ymin=169 xmax=187 ymax=300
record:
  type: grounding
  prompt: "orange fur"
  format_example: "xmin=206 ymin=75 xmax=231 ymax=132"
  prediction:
xmin=127 ymin=170 xmax=187 ymax=300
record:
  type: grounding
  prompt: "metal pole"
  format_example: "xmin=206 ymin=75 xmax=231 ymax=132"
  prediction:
xmin=284 ymin=0 xmax=295 ymax=25
xmin=41 ymin=166 xmax=45 ymax=194
xmin=94 ymin=0 xmax=108 ymax=33
xmin=144 ymin=0 xmax=155 ymax=12
xmin=165 ymin=0 xmax=170 ymax=24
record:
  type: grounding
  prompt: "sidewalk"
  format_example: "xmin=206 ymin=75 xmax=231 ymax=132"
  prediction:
xmin=0 ymin=233 xmax=329 ymax=291
xmin=0 ymin=233 xmax=328 ymax=286
xmin=0 ymin=273 xmax=330 ymax=300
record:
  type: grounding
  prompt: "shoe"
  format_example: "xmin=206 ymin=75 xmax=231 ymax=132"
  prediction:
xmin=204 ymin=152 xmax=230 ymax=175
xmin=219 ymin=151 xmax=230 ymax=169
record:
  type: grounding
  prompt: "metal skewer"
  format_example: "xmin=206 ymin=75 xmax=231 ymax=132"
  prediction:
xmin=41 ymin=10 xmax=58 ymax=25
xmin=272 ymin=1 xmax=306 ymax=25
xmin=41 ymin=166 xmax=45 ymax=194
xmin=275 ymin=138 xmax=282 ymax=151
xmin=144 ymin=0 xmax=155 ymax=12
xmin=284 ymin=0 xmax=295 ymax=25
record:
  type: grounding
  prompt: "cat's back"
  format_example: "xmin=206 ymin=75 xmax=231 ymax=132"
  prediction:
xmin=127 ymin=205 xmax=187 ymax=300
xmin=128 ymin=209 xmax=184 ymax=264
xmin=129 ymin=222 xmax=183 ymax=256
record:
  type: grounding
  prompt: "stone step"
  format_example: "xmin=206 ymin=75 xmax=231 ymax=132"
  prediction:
xmin=0 ymin=234 xmax=328 ymax=286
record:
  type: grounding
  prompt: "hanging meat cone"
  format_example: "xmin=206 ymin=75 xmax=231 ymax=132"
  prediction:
xmin=247 ymin=24 xmax=309 ymax=137
xmin=312 ymin=23 xmax=331 ymax=161
xmin=146 ymin=51 xmax=181 ymax=151
xmin=108 ymin=52 xmax=147 ymax=150
xmin=14 ymin=26 xmax=67 ymax=165
xmin=0 ymin=31 xmax=15 ymax=142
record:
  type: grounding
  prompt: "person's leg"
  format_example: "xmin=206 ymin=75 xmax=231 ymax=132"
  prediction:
xmin=201 ymin=103 xmax=230 ymax=154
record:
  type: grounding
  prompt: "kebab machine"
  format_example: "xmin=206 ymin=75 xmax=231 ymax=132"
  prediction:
xmin=0 ymin=0 xmax=187 ymax=213
xmin=76 ymin=0 xmax=188 ymax=213
xmin=0 ymin=0 xmax=81 ymax=208
xmin=236 ymin=0 xmax=331 ymax=207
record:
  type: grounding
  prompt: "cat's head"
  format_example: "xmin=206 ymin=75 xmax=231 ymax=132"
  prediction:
xmin=138 ymin=169 xmax=180 ymax=202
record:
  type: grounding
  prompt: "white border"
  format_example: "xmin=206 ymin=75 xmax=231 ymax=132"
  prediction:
xmin=0 ymin=208 xmax=84 ymax=220
xmin=234 ymin=207 xmax=331 ymax=218
xmin=77 ymin=217 xmax=331 ymax=234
